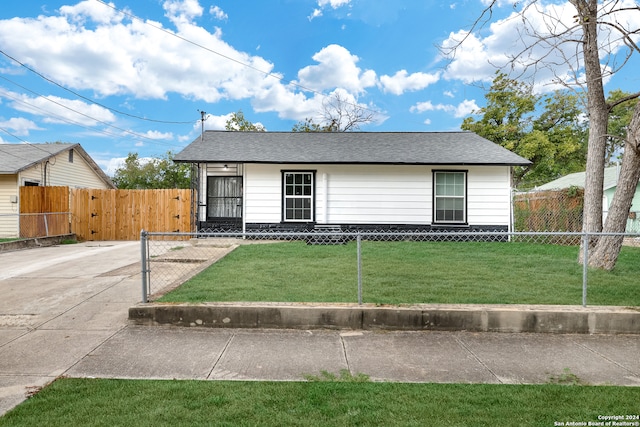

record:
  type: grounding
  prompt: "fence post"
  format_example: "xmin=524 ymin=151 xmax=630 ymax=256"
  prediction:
xmin=582 ymin=232 xmax=589 ymax=307
xmin=141 ymin=229 xmax=149 ymax=303
xmin=357 ymin=232 xmax=362 ymax=305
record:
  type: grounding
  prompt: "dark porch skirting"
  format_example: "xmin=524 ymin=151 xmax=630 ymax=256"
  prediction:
xmin=197 ymin=222 xmax=509 ymax=241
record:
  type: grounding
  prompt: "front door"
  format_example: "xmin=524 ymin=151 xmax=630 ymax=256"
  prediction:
xmin=207 ymin=176 xmax=243 ymax=229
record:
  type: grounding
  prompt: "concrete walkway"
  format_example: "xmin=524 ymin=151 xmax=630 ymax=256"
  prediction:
xmin=1 ymin=242 xmax=639 ymax=416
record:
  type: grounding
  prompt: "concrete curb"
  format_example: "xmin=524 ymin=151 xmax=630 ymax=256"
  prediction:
xmin=0 ymin=234 xmax=76 ymax=253
xmin=129 ymin=303 xmax=640 ymax=334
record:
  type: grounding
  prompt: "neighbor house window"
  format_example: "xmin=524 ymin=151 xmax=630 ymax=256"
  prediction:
xmin=433 ymin=171 xmax=467 ymax=223
xmin=283 ymin=171 xmax=315 ymax=222
xmin=68 ymin=149 xmax=74 ymax=163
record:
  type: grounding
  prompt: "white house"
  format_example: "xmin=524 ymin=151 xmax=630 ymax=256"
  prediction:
xmin=0 ymin=143 xmax=115 ymax=237
xmin=174 ymin=131 xmax=531 ymax=233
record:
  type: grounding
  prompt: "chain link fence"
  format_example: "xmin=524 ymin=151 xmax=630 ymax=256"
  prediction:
xmin=140 ymin=229 xmax=640 ymax=307
xmin=514 ymin=188 xmax=640 ymax=233
xmin=0 ymin=212 xmax=71 ymax=239
xmin=514 ymin=188 xmax=584 ymax=232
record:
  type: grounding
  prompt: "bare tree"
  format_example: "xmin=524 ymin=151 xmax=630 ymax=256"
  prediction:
xmin=443 ymin=0 xmax=640 ymax=269
xmin=319 ymin=91 xmax=377 ymax=132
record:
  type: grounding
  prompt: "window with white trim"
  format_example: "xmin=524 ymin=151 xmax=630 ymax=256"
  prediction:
xmin=433 ymin=171 xmax=467 ymax=223
xmin=283 ymin=171 xmax=314 ymax=221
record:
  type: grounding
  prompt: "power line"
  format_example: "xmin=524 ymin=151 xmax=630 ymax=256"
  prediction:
xmin=0 ymin=49 xmax=196 ymax=125
xmin=0 ymin=76 xmax=181 ymax=146
xmin=0 ymin=127 xmax=71 ymax=164
xmin=0 ymin=126 xmax=29 ymax=143
xmin=93 ymin=0 xmax=384 ymax=119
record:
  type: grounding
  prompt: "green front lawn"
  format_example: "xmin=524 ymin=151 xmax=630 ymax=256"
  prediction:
xmin=1 ymin=378 xmax=638 ymax=427
xmin=158 ymin=241 xmax=640 ymax=306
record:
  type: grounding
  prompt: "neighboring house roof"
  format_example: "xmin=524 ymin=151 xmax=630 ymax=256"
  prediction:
xmin=174 ymin=131 xmax=532 ymax=166
xmin=0 ymin=143 xmax=115 ymax=188
xmin=534 ymin=167 xmax=621 ymax=191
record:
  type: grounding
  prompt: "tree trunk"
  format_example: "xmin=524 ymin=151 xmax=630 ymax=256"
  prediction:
xmin=574 ymin=0 xmax=609 ymax=262
xmin=589 ymin=101 xmax=640 ymax=270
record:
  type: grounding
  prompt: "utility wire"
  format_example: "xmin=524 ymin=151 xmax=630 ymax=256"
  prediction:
xmin=0 ymin=126 xmax=29 ymax=143
xmin=0 ymin=127 xmax=66 ymax=164
xmin=93 ymin=0 xmax=384 ymax=119
xmin=0 ymin=76 xmax=180 ymax=145
xmin=0 ymin=49 xmax=196 ymax=125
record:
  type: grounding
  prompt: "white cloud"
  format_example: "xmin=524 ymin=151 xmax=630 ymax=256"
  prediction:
xmin=59 ymin=0 xmax=125 ymax=24
xmin=318 ymin=0 xmax=351 ymax=7
xmin=142 ymin=130 xmax=173 ymax=140
xmin=102 ymin=156 xmax=126 ymax=176
xmin=379 ymin=70 xmax=440 ymax=95
xmin=308 ymin=9 xmax=323 ymax=21
xmin=440 ymin=30 xmax=499 ymax=85
xmin=309 ymin=0 xmax=351 ymax=20
xmin=163 ymin=0 xmax=204 ymax=24
xmin=443 ymin=90 xmax=454 ymax=98
xmin=201 ymin=113 xmax=231 ymax=131
xmin=296 ymin=44 xmax=377 ymax=94
xmin=0 ymin=1 xmax=278 ymax=103
xmin=453 ymin=99 xmax=479 ymax=118
xmin=209 ymin=6 xmax=228 ymax=21
xmin=441 ymin=0 xmax=640 ymax=92
xmin=0 ymin=89 xmax=116 ymax=126
xmin=0 ymin=2 xmax=384 ymax=131
xmin=410 ymin=101 xmax=436 ymax=114
xmin=0 ymin=117 xmax=42 ymax=136
xmin=410 ymin=99 xmax=479 ymax=118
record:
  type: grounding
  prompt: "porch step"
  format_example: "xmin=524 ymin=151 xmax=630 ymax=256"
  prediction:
xmin=306 ymin=225 xmax=346 ymax=245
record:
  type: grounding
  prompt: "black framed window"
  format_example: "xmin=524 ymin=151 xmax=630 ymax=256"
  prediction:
xmin=283 ymin=171 xmax=315 ymax=222
xmin=433 ymin=171 xmax=467 ymax=223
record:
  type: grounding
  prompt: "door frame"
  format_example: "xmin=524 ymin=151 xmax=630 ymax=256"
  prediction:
xmin=206 ymin=175 xmax=243 ymax=227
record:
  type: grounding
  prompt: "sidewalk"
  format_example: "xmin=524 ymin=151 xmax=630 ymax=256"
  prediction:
xmin=1 ymin=242 xmax=639 ymax=416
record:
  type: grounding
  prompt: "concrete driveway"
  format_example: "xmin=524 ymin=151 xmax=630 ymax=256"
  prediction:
xmin=0 ymin=241 xmax=141 ymax=414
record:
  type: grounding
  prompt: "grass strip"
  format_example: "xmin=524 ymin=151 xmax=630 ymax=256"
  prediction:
xmin=158 ymin=241 xmax=640 ymax=306
xmin=1 ymin=378 xmax=638 ymax=427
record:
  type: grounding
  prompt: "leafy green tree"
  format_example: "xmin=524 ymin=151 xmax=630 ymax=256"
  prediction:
xmin=606 ymin=90 xmax=639 ymax=165
xmin=112 ymin=151 xmax=190 ymax=189
xmin=530 ymin=91 xmax=587 ymax=183
xmin=461 ymin=72 xmax=587 ymax=189
xmin=225 ymin=110 xmax=265 ymax=131
xmin=291 ymin=117 xmax=336 ymax=132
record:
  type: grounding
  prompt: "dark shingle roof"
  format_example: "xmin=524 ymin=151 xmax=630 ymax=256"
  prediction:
xmin=0 ymin=143 xmax=75 ymax=173
xmin=174 ymin=131 xmax=531 ymax=166
xmin=0 ymin=143 xmax=115 ymax=188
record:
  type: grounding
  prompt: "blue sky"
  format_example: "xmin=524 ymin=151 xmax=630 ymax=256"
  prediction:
xmin=1 ymin=0 xmax=639 ymax=175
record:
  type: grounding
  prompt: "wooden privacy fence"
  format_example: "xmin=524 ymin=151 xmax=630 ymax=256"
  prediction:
xmin=19 ymin=186 xmax=70 ymax=238
xmin=514 ymin=188 xmax=584 ymax=232
xmin=71 ymin=188 xmax=191 ymax=241
xmin=20 ymin=186 xmax=192 ymax=241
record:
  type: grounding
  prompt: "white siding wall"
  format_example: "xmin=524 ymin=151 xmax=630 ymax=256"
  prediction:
xmin=321 ymin=164 xmax=430 ymax=224
xmin=466 ymin=166 xmax=512 ymax=226
xmin=244 ymin=164 xmax=283 ymax=223
xmin=18 ymin=149 xmax=111 ymax=189
xmin=243 ymin=164 xmax=513 ymax=226
xmin=0 ymin=175 xmax=19 ymax=237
